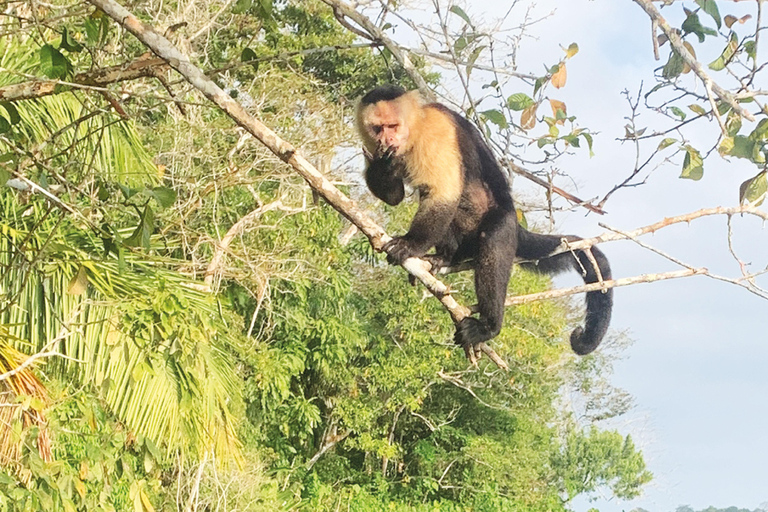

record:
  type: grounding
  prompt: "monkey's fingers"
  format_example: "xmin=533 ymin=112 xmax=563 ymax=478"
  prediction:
xmin=477 ymin=343 xmax=509 ymax=371
xmin=463 ymin=342 xmax=478 ymax=366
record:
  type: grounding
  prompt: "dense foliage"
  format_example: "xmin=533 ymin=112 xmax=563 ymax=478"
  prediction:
xmin=0 ymin=0 xmax=654 ymax=510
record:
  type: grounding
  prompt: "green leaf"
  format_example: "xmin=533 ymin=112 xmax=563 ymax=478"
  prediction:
xmin=125 ymin=204 xmax=155 ymax=249
xmin=725 ymin=111 xmax=742 ymax=137
xmin=1 ymin=102 xmax=21 ymax=125
xmin=59 ymin=27 xmax=83 ymax=52
xmin=663 ymin=50 xmax=685 ymax=79
xmin=682 ymin=11 xmax=718 ymax=42
xmin=0 ymin=116 xmax=9 ymax=134
xmin=744 ymin=40 xmax=757 ymax=61
xmin=708 ymin=32 xmax=738 ymax=71
xmin=581 ymin=132 xmax=594 ymax=157
xmin=507 ymin=93 xmax=535 ymax=111
xmin=84 ymin=15 xmax=109 ymax=45
xmin=695 ymin=0 xmax=722 ymax=28
xmin=232 ymin=0 xmax=252 ymax=15
xmin=480 ymin=109 xmax=508 ymax=129
xmin=669 ymin=106 xmax=687 ymax=121
xmin=151 ymin=186 xmax=177 ymax=208
xmin=739 ymin=171 xmax=767 ymax=206
xmin=449 ymin=5 xmax=472 ymax=25
xmin=0 ymin=166 xmax=9 ymax=187
xmin=564 ymin=42 xmax=579 ymax=58
xmin=681 ymin=145 xmax=704 ymax=180
xmin=39 ymin=44 xmax=71 ymax=79
xmin=749 ymin=118 xmax=768 ymax=141
xmin=241 ymin=48 xmax=259 ymax=72
xmin=466 ymin=45 xmax=485 ymax=76
xmin=688 ymin=104 xmax=708 ymax=116
xmin=657 ymin=137 xmax=677 ymax=150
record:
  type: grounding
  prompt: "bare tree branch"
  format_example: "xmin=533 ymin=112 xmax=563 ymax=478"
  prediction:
xmin=0 ymin=57 xmax=168 ymax=102
xmin=501 ymin=268 xmax=706 ymax=308
xmin=318 ymin=0 xmax=435 ymax=100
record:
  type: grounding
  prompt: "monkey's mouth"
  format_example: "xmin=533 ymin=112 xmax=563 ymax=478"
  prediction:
xmin=379 ymin=145 xmax=398 ymax=159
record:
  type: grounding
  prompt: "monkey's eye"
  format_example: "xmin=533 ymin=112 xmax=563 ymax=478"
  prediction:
xmin=371 ymin=126 xmax=383 ymax=135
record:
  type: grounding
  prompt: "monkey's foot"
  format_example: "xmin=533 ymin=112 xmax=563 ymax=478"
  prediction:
xmin=454 ymin=318 xmax=508 ymax=370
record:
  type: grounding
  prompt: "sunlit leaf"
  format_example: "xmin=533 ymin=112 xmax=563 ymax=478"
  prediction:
xmin=657 ymin=138 xmax=677 ymax=150
xmin=688 ymin=104 xmax=708 ymax=116
xmin=725 ymin=110 xmax=742 ymax=137
xmin=507 ymin=93 xmax=535 ymax=111
xmin=739 ymin=171 xmax=767 ymax=206
xmin=67 ymin=266 xmax=88 ymax=295
xmin=481 ymin=109 xmax=508 ymax=129
xmin=680 ymin=145 xmax=703 ymax=180
xmin=549 ymin=99 xmax=567 ymax=120
xmin=708 ymin=32 xmax=739 ymax=71
xmin=564 ymin=42 xmax=579 ymax=58
xmin=521 ymin=103 xmax=538 ymax=131
xmin=551 ymin=63 xmax=567 ymax=89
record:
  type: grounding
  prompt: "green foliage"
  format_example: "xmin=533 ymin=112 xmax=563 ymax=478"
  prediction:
xmin=0 ymin=389 xmax=163 ymax=512
xmin=0 ymin=1 xmax=652 ymax=509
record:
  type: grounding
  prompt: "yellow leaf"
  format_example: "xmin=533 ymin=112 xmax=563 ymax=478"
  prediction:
xmin=564 ymin=42 xmax=579 ymax=59
xmin=140 ymin=489 xmax=156 ymax=512
xmin=75 ymin=477 xmax=86 ymax=499
xmin=551 ymin=63 xmax=567 ymax=89
xmin=520 ymin=104 xmax=538 ymax=131
xmin=67 ymin=265 xmax=88 ymax=295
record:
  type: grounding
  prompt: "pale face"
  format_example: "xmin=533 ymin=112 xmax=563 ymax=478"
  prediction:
xmin=360 ymin=100 xmax=411 ymax=157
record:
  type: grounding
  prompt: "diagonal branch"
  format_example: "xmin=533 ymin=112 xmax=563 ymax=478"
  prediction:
xmin=318 ymin=0 xmax=434 ymax=100
xmin=86 ymin=0 xmax=506 ymax=369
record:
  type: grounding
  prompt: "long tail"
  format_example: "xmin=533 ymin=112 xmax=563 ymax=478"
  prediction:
xmin=517 ymin=228 xmax=613 ymax=355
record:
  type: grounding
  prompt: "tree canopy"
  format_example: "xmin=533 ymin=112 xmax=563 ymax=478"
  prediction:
xmin=0 ymin=0 xmax=765 ymax=510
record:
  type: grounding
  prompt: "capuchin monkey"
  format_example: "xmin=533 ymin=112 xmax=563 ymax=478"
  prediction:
xmin=356 ymin=85 xmax=613 ymax=356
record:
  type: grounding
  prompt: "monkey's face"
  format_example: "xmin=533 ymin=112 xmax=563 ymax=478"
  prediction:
xmin=359 ymin=101 xmax=411 ymax=158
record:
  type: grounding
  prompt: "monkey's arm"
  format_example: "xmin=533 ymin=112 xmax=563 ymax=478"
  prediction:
xmin=384 ymin=192 xmax=458 ymax=264
xmin=365 ymin=156 xmax=405 ymax=206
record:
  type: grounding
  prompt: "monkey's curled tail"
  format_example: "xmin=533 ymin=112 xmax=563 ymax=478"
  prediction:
xmin=516 ymin=228 xmax=613 ymax=355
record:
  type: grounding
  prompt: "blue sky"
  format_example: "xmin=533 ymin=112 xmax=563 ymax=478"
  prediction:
xmin=462 ymin=0 xmax=768 ymax=510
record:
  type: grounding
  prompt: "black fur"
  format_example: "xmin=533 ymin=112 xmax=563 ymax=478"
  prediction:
xmin=361 ymin=86 xmax=612 ymax=355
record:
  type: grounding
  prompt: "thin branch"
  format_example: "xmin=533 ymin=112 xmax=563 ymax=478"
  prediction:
xmin=0 ymin=57 xmax=168 ymax=102
xmin=204 ymin=200 xmax=296 ymax=288
xmin=632 ymin=0 xmax=756 ymax=121
xmin=318 ymin=0 xmax=434 ymax=100
xmin=0 ymin=310 xmax=82 ymax=383
xmin=501 ymin=268 xmax=707 ymax=308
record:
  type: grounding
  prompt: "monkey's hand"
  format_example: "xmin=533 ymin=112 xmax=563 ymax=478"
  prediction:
xmin=382 ymin=236 xmax=422 ymax=265
xmin=407 ymin=254 xmax=445 ymax=286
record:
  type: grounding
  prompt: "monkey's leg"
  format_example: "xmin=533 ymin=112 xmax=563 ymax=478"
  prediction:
xmin=454 ymin=211 xmax=517 ymax=351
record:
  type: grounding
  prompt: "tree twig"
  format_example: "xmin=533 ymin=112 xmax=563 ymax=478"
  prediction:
xmin=0 ymin=57 xmax=167 ymax=102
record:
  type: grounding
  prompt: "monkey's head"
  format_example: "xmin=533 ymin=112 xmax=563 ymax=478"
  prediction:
xmin=357 ymin=85 xmax=422 ymax=159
